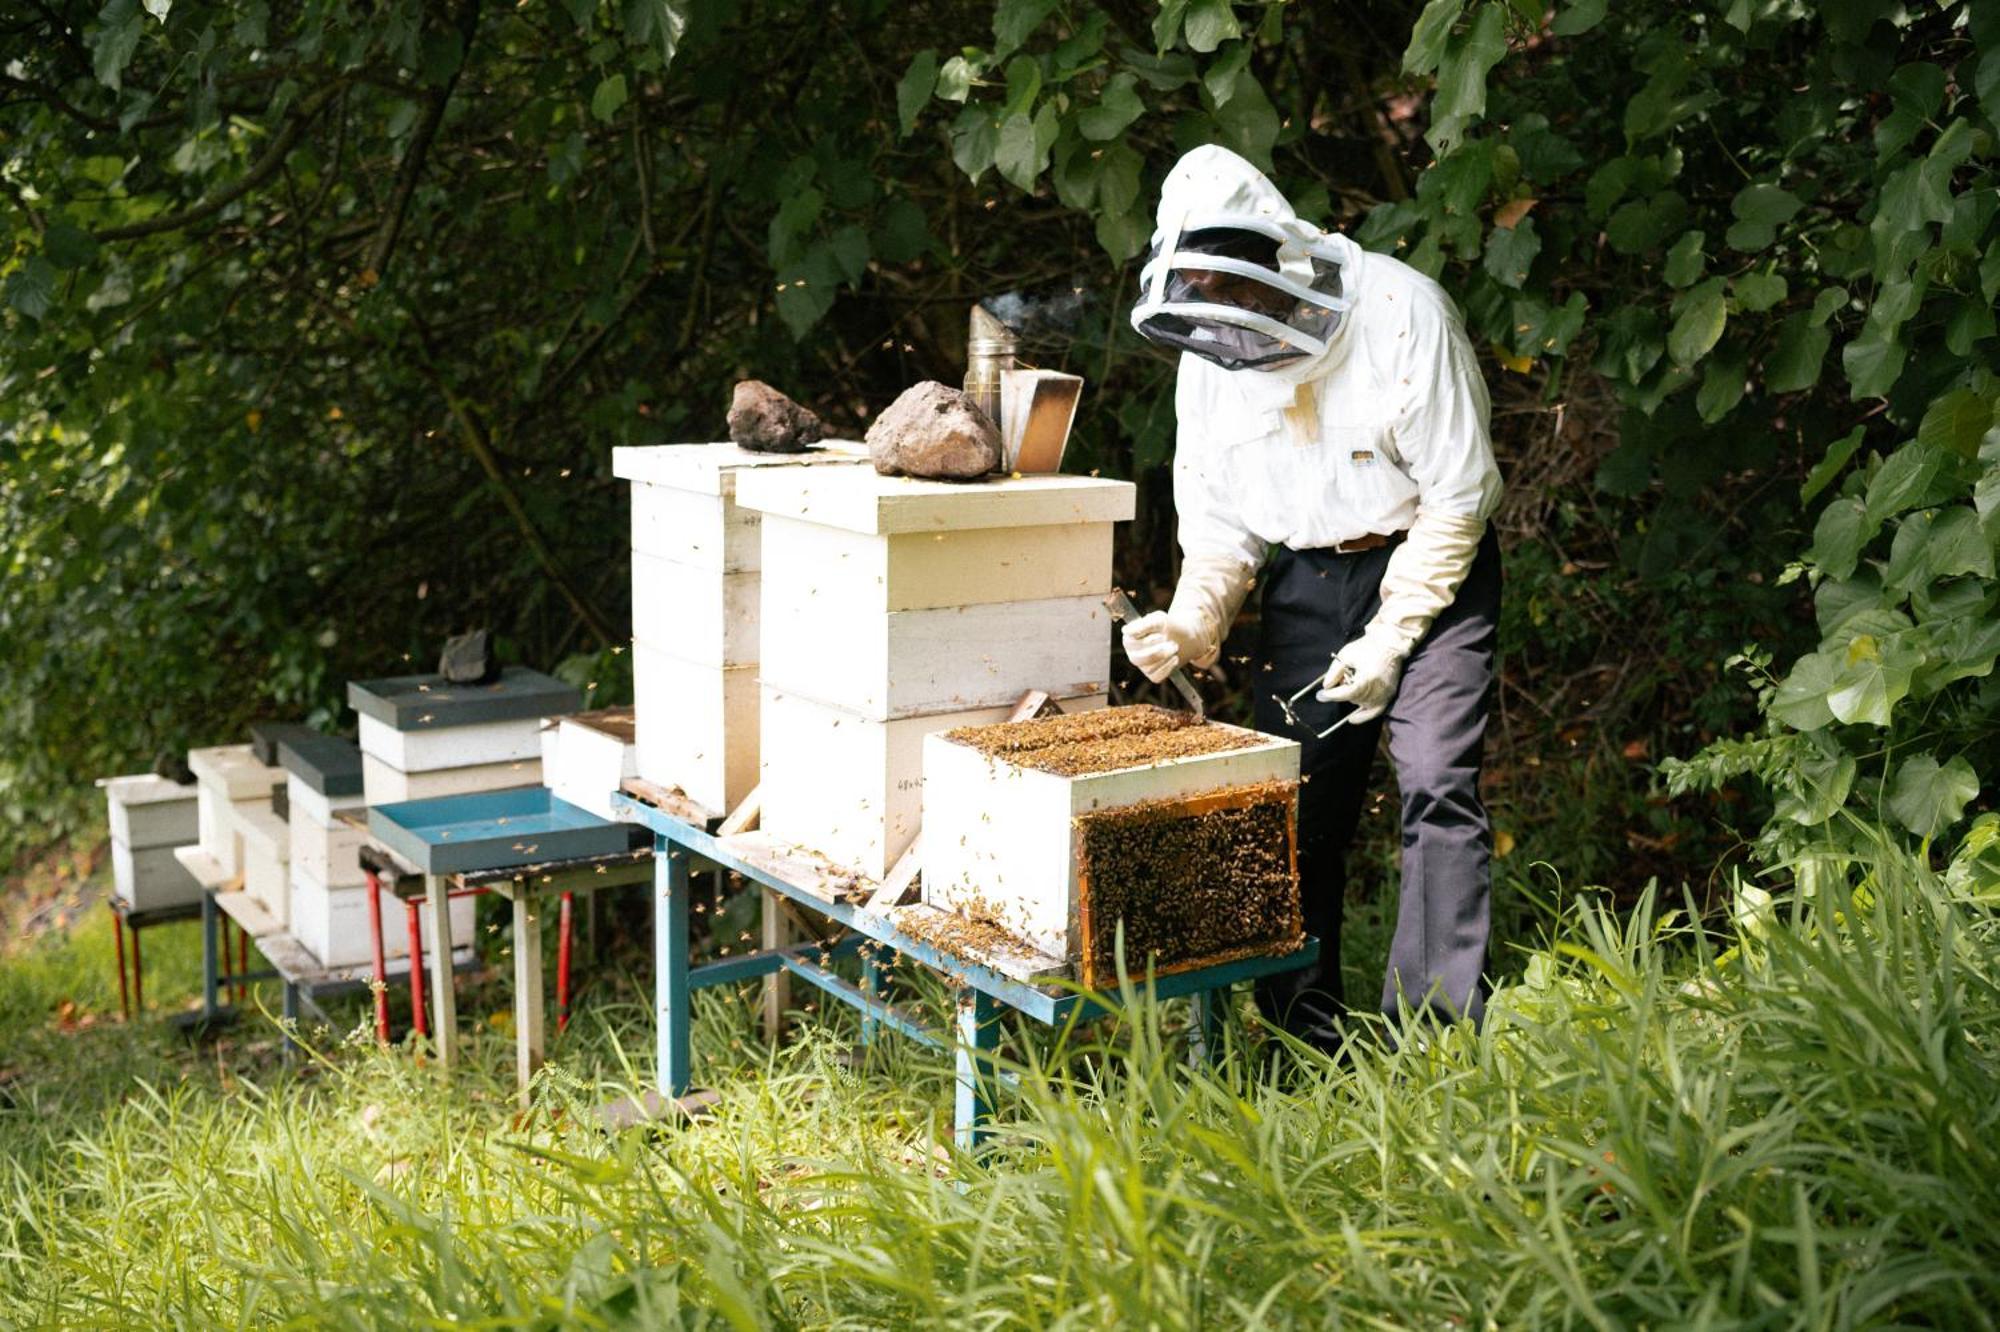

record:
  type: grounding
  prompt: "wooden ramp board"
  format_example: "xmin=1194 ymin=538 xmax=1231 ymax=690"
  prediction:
xmin=174 ymin=845 xmax=236 ymax=893
xmin=257 ymin=929 xmax=477 ymax=990
xmin=716 ymin=829 xmax=877 ymax=905
xmin=618 ymin=777 xmax=723 ymax=829
xmin=887 ymin=902 xmax=1071 ymax=984
xmin=214 ymin=886 xmax=284 ymax=939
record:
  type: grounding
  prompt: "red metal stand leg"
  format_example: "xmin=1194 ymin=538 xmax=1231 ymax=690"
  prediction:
xmin=405 ymin=898 xmax=429 ymax=1041
xmin=366 ymin=871 xmax=390 ymax=1045
xmin=235 ymin=923 xmax=249 ymax=1003
xmin=556 ymin=891 xmax=574 ymax=1034
xmin=131 ymin=922 xmax=144 ymax=1014
xmin=110 ymin=901 xmax=130 ymax=1021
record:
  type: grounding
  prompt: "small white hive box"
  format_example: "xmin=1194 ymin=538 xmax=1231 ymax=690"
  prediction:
xmin=543 ymin=707 xmax=639 ymax=823
xmin=185 ymin=745 xmax=285 ymax=882
xmin=613 ymin=440 xmax=868 ymax=816
xmin=348 ymin=666 xmax=579 ymax=806
xmin=735 ymin=466 xmax=1134 ymax=881
xmin=279 ymin=734 xmax=366 ymax=964
xmin=919 ymin=707 xmax=1303 ymax=984
xmin=237 ymin=804 xmax=291 ymax=927
xmin=99 ymin=773 xmax=202 ymax=911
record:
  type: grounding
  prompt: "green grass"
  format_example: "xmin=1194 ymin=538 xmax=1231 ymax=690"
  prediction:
xmin=1 ymin=844 xmax=1996 ymax=1328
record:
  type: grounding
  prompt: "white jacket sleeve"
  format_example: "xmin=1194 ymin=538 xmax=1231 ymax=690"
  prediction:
xmin=1169 ymin=360 xmax=1265 ymax=667
xmin=1356 ymin=291 xmax=1501 ymax=659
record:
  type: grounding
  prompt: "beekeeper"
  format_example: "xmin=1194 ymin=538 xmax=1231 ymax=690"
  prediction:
xmin=1122 ymin=144 xmax=1503 ymax=1051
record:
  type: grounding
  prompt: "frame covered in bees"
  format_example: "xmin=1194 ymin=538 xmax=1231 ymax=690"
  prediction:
xmin=919 ymin=706 xmax=1302 ymax=979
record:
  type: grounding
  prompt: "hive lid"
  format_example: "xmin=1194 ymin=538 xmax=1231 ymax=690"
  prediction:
xmin=346 ymin=666 xmax=581 ymax=731
xmin=248 ymin=721 xmax=322 ymax=768
xmin=96 ymin=773 xmax=198 ymax=806
xmin=276 ymin=733 xmax=364 ymax=797
xmin=611 ymin=441 xmax=868 ymax=496
xmin=560 ymin=707 xmax=637 ymax=745
xmin=186 ymin=745 xmax=285 ymax=799
xmin=733 ymin=467 xmax=1136 ymax=535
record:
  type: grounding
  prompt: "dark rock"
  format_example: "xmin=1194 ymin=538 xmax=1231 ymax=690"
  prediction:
xmin=727 ymin=380 xmax=825 ymax=453
xmin=865 ymin=381 xmax=1001 ymax=481
xmin=439 ymin=629 xmax=496 ymax=684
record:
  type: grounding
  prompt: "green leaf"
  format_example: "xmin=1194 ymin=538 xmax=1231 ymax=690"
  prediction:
xmin=1779 ymin=751 xmax=1856 ymax=826
xmin=1842 ymin=327 xmax=1906 ymax=400
xmin=643 ymin=0 xmax=689 ymax=66
xmin=1606 ymin=191 xmax=1687 ymax=254
xmin=1426 ymin=4 xmax=1507 ymax=155
xmin=774 ymin=245 xmax=841 ymax=338
xmin=1095 ymin=205 xmax=1148 ymax=261
xmin=1808 ymin=496 xmax=1870 ymax=581
xmin=1212 ymin=70 xmax=1279 ymax=168
xmin=93 ymin=0 xmax=145 ymax=90
xmin=949 ymin=106 xmax=999 ymax=181
xmin=43 ymin=221 xmax=101 ymax=270
xmin=1772 ymin=649 xmax=1840 ymax=731
xmin=1482 ymin=216 xmax=1540 ymax=289
xmin=1550 ymin=0 xmax=1606 ymax=35
xmin=1182 ymin=0 xmax=1241 ymax=53
xmin=1152 ymin=0 xmax=1191 ymax=51
xmin=1078 ymin=72 xmax=1144 ymax=140
xmin=870 ymin=197 xmax=930 ymax=263
xmin=1865 ymin=443 xmax=1951 ymax=527
xmin=5 ymin=256 xmax=56 ymax=321
xmin=1202 ymin=42 xmax=1251 ymax=108
xmin=141 ymin=0 xmax=170 ymax=18
xmin=1733 ymin=270 xmax=1786 ymax=313
xmin=1404 ymin=0 xmax=1462 ymax=75
xmin=1826 ymin=632 xmax=1919 ymax=726
xmin=1801 ymin=426 xmax=1866 ymax=504
xmin=1668 ymin=277 xmax=1728 ymax=367
xmin=993 ymin=0 xmax=1058 ymax=57
xmin=1663 ymin=230 xmax=1705 ymax=288
xmin=829 ymin=224 xmax=870 ymax=285
xmin=1889 ymin=753 xmax=1979 ymax=840
xmin=1001 ymin=55 xmax=1041 ymax=119
xmin=1766 ymin=311 xmax=1831 ymax=393
xmin=1696 ymin=350 xmax=1747 ymax=423
xmin=1917 ymin=390 xmax=1995 ymax=461
xmin=937 ymin=55 xmax=978 ymax=102
xmin=896 ymin=49 xmax=938 ymax=137
xmin=590 ymin=74 xmax=628 ymax=123
xmin=1096 ymin=142 xmax=1143 ymax=218
xmin=994 ymin=102 xmax=1059 ymax=191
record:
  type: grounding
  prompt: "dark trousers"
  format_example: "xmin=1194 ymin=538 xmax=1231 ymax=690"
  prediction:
xmin=1251 ymin=530 xmax=1501 ymax=1043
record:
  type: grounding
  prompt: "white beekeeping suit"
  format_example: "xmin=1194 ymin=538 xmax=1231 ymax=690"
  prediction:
xmin=1124 ymin=144 xmax=1502 ymax=723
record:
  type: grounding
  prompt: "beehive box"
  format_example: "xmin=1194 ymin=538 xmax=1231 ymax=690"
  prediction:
xmin=349 ymin=666 xmax=577 ymax=806
xmin=920 ymin=707 xmax=1302 ymax=983
xmin=737 ymin=467 xmax=1134 ymax=878
xmin=187 ymin=745 xmax=285 ymax=880
xmin=101 ymin=771 xmax=203 ymax=910
xmin=280 ymin=734 xmax=366 ymax=890
xmin=614 ymin=441 xmax=868 ymax=815
xmin=290 ymin=866 xmax=477 ymax=969
xmin=544 ymin=707 xmax=639 ymax=822
xmin=237 ymin=805 xmax=291 ymax=927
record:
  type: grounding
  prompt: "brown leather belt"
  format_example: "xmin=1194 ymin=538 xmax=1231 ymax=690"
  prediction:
xmin=1331 ymin=530 xmax=1407 ymax=554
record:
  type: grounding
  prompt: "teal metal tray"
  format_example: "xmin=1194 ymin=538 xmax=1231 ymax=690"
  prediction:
xmin=368 ymin=786 xmax=637 ymax=874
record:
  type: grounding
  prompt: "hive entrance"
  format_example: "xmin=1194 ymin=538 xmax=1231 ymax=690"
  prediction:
xmin=943 ymin=705 xmax=1260 ymax=777
xmin=1074 ymin=780 xmax=1302 ymax=988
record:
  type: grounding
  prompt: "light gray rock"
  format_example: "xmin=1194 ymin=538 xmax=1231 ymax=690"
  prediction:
xmin=727 ymin=380 xmax=825 ymax=453
xmin=866 ymin=381 xmax=1001 ymax=481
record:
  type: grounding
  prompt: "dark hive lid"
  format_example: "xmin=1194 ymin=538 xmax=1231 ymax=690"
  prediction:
xmin=276 ymin=733 xmax=364 ymax=797
xmin=347 ymin=665 xmax=582 ymax=731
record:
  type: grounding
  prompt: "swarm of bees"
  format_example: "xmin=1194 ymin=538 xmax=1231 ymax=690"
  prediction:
xmin=1075 ymin=781 xmax=1302 ymax=987
xmin=945 ymin=705 xmax=1260 ymax=777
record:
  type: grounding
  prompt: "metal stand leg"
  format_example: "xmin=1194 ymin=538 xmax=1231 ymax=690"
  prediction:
xmin=760 ymin=886 xmax=792 ymax=1044
xmin=1191 ymin=985 xmax=1228 ymax=1067
xmin=425 ymin=875 xmax=457 ymax=1073
xmin=861 ymin=948 xmax=881 ymax=1049
xmin=405 ymin=898 xmax=428 ymax=1041
xmin=366 ymin=870 xmax=390 ymax=1045
xmin=200 ymin=891 xmax=220 ymax=1018
xmin=111 ymin=901 xmax=130 ymax=1020
xmin=657 ymin=840 xmax=691 ymax=1097
xmin=556 ymin=891 xmax=574 ymax=1035
xmin=132 ymin=922 xmax=143 ymax=1013
xmin=513 ymin=886 xmax=545 ymax=1108
xmin=955 ymin=988 xmax=1000 ymax=1154
xmin=235 ymin=924 xmax=249 ymax=1004
xmin=282 ymin=982 xmax=299 ymax=1061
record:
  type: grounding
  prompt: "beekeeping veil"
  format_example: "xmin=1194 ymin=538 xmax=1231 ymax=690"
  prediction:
xmin=1130 ymin=145 xmax=1350 ymax=378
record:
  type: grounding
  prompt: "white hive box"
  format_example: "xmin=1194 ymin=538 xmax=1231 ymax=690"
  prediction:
xmin=921 ymin=707 xmax=1302 ymax=982
xmin=290 ymin=866 xmax=477 ymax=969
xmin=101 ymin=773 xmax=199 ymax=850
xmin=736 ymin=467 xmax=1134 ymax=880
xmin=187 ymin=745 xmax=284 ymax=881
xmin=544 ymin=708 xmax=639 ymax=823
xmin=278 ymin=734 xmax=368 ymax=891
xmin=614 ymin=440 xmax=867 ymax=815
xmin=348 ymin=666 xmax=578 ymax=806
xmin=237 ymin=805 xmax=291 ymax=927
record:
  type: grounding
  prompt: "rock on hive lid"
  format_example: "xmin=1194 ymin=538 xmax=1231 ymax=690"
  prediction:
xmin=346 ymin=665 xmax=582 ymax=732
xmin=276 ymin=733 xmax=365 ymax=797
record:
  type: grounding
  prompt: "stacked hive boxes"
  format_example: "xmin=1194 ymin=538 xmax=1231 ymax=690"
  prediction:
xmin=349 ymin=667 xmax=578 ymax=806
xmin=612 ymin=442 xmax=865 ymax=815
xmin=101 ymin=774 xmax=202 ymax=910
xmin=183 ymin=745 xmax=285 ymax=901
xmin=734 ymin=468 xmax=1135 ymax=880
xmin=542 ymin=708 xmax=639 ymax=823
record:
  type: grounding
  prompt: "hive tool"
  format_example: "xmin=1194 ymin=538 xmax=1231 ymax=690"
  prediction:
xmin=1102 ymin=589 xmax=1205 ymax=720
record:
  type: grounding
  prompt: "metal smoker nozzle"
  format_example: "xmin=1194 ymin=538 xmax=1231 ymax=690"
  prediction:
xmin=964 ymin=302 xmax=1017 ymax=434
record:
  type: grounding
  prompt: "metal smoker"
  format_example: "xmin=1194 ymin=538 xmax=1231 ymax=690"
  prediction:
xmin=963 ymin=301 xmax=1017 ymax=445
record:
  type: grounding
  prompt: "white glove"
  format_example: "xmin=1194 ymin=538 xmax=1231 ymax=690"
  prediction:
xmin=1315 ymin=508 xmax=1487 ymax=723
xmin=1119 ymin=554 xmax=1256 ymax=684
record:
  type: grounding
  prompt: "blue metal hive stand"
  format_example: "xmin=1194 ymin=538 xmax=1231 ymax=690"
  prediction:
xmin=609 ymin=785 xmax=1319 ymax=1150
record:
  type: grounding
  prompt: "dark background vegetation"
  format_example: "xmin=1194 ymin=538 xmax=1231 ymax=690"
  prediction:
xmin=5 ymin=0 xmax=1995 ymax=945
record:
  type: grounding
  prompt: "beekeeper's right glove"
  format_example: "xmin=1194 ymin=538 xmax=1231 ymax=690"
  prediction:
xmin=1120 ymin=554 xmax=1255 ymax=683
